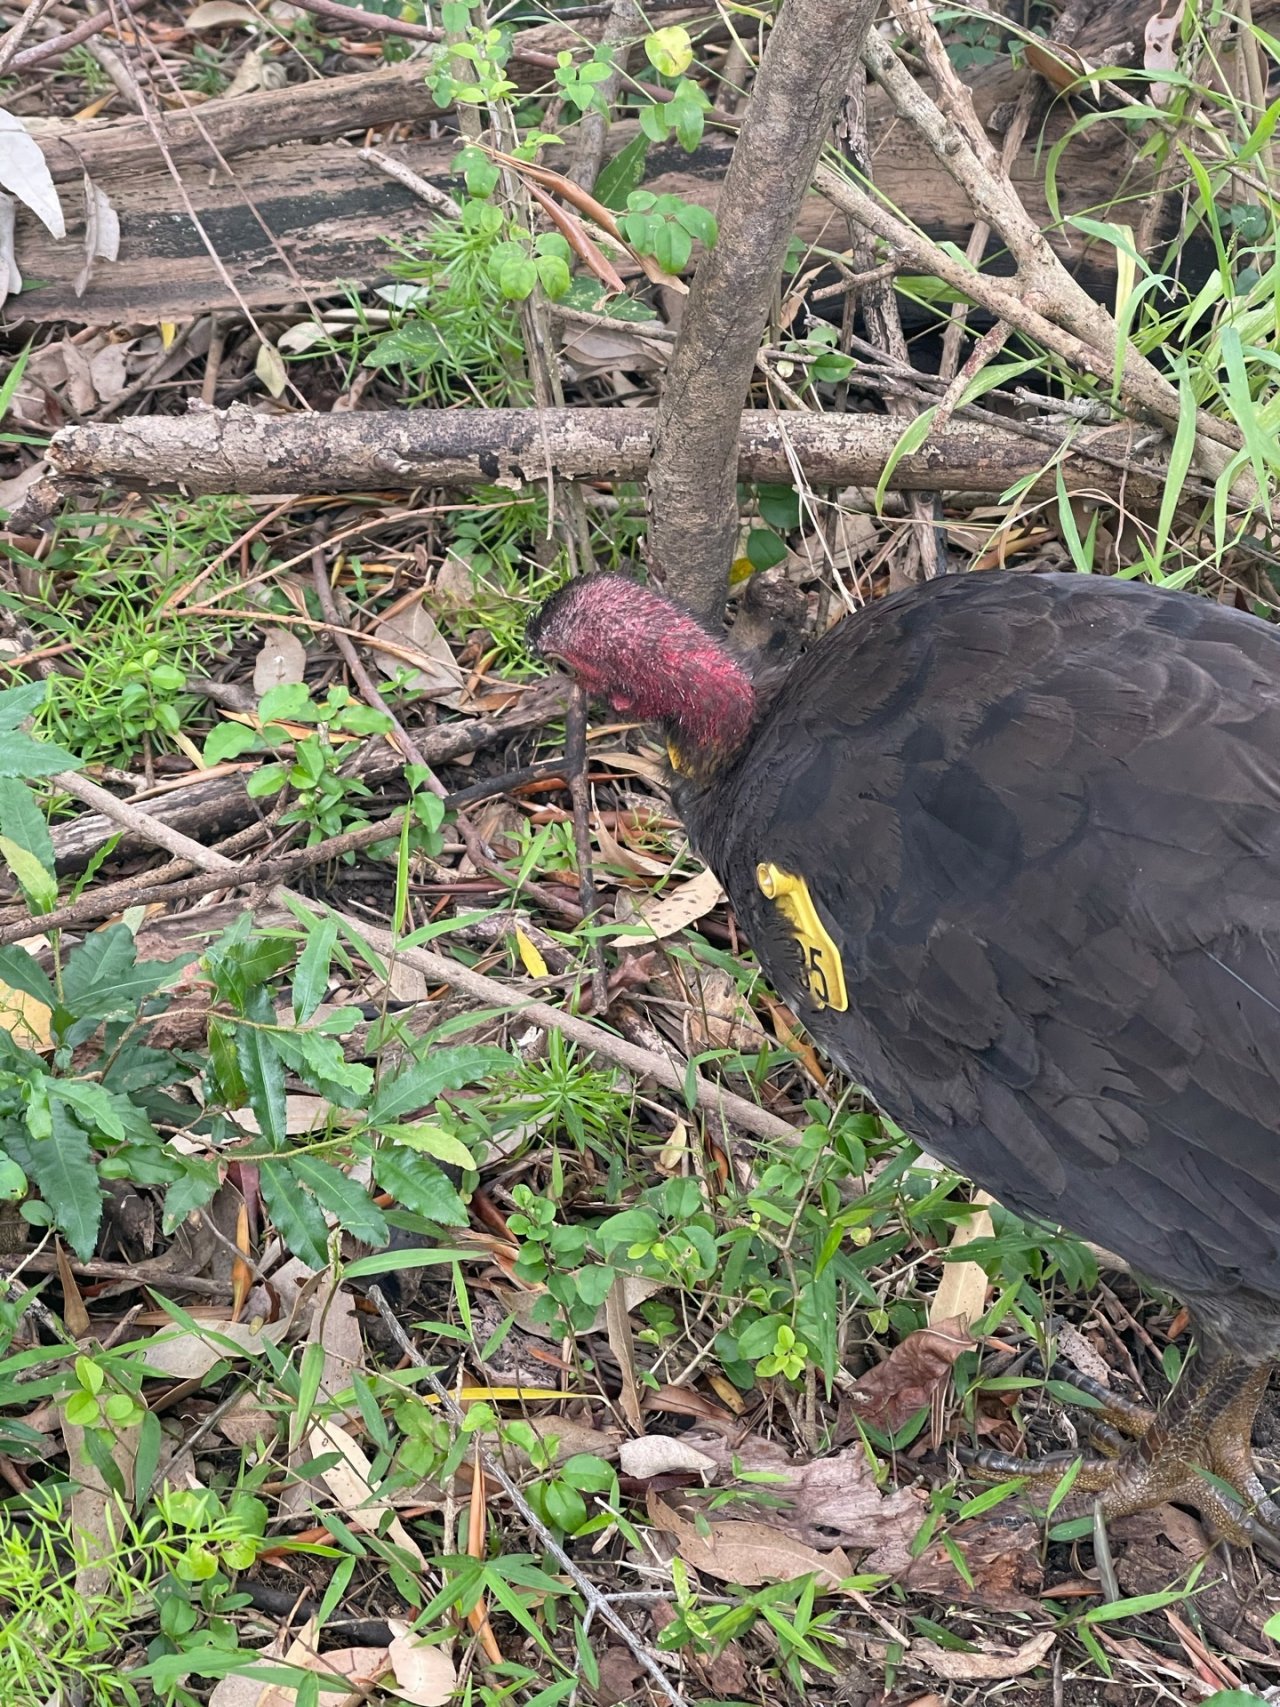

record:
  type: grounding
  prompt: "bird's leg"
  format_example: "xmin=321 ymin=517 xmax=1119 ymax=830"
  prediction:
xmin=965 ymin=1349 xmax=1278 ymax=1549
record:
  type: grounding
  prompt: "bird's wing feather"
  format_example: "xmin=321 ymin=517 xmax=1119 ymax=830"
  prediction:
xmin=687 ymin=573 xmax=1280 ymax=1316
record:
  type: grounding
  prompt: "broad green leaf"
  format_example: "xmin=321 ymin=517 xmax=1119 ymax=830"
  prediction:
xmin=595 ymin=134 xmax=649 ymax=211
xmin=0 ymin=778 xmax=54 ymax=879
xmin=258 ymin=1157 xmax=330 ymax=1267
xmin=367 ymin=1047 xmax=510 ymax=1128
xmin=13 ymin=1100 xmax=102 ymax=1259
xmin=0 ymin=728 xmax=81 ymax=778
xmin=372 ymin=1147 xmax=468 ymax=1224
xmin=289 ymin=1156 xmax=388 ymax=1247
xmin=378 ymin=1122 xmax=477 ymax=1171
xmin=0 ymin=681 xmax=47 ymax=730
xmin=0 ymin=836 xmax=55 ymax=914
xmin=203 ymin=722 xmax=260 ymax=765
xmin=62 ymin=924 xmax=180 ymax=1014
xmin=645 ymin=25 xmax=692 ymax=76
xmin=293 ymin=915 xmax=338 ymax=1023
xmin=0 ymin=944 xmax=58 ymax=1011
xmin=162 ymin=1159 xmax=220 ymax=1232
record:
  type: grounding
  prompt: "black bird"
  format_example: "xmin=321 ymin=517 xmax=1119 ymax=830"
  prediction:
xmin=529 ymin=567 xmax=1280 ymax=1546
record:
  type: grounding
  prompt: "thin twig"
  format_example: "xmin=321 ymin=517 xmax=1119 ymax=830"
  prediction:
xmin=368 ymin=1287 xmax=692 ymax=1707
xmin=0 ymin=0 xmax=56 ymax=75
xmin=46 ymin=773 xmax=798 ymax=1141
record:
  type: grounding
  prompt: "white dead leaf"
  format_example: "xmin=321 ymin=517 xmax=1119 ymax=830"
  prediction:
xmin=1144 ymin=1 xmax=1183 ymax=104
xmin=253 ymin=626 xmax=307 ymax=695
xmin=630 ymin=868 xmax=724 ymax=939
xmin=619 ymin=1435 xmax=716 ymax=1479
xmin=187 ymin=0 xmax=261 ymax=26
xmin=136 ymin=1316 xmax=290 ymax=1378
xmin=88 ymin=344 xmax=129 ymax=405
xmin=277 ymin=320 xmax=331 ymax=354
xmin=0 ymin=109 xmax=64 ymax=239
xmin=255 ymin=338 xmax=287 ymax=397
xmin=308 ymin=1418 xmax=426 ymax=1566
xmin=929 ymin=1190 xmax=994 ymax=1329
xmin=387 ymin=1630 xmax=457 ymax=1707
xmin=911 ymin=1628 xmax=1055 ymax=1681
xmin=0 ymin=195 xmax=20 ymax=301
xmin=372 ymin=597 xmax=465 ymax=706
xmin=74 ymin=172 xmax=121 ymax=299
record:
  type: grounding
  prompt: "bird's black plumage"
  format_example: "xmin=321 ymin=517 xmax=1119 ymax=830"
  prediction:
xmin=674 ymin=570 xmax=1280 ymax=1354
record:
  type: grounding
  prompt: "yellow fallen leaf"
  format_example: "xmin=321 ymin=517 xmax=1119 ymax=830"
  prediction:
xmin=0 ymin=981 xmax=51 ymax=1048
xmin=513 ymin=928 xmax=548 ymax=979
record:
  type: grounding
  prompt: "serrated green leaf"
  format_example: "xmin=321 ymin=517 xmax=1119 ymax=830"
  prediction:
xmin=236 ymin=1022 xmax=288 ymax=1151
xmin=258 ymin=1157 xmax=330 ymax=1267
xmin=288 ymin=1156 xmax=388 ymax=1247
xmin=293 ymin=915 xmax=338 ymax=1023
xmin=266 ymin=1027 xmax=372 ymax=1107
xmin=50 ymin=1080 xmax=127 ymax=1141
xmin=12 ymin=1101 xmax=102 ymax=1259
xmin=162 ymin=1159 xmax=220 ymax=1232
xmin=372 ymin=1147 xmax=468 ymax=1224
xmin=368 ymin=1047 xmax=511 ymax=1128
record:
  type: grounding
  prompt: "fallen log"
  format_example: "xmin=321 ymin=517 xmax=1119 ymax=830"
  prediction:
xmin=48 ymin=404 xmax=1165 ymax=503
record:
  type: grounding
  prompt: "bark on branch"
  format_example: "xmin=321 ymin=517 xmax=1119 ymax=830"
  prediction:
xmin=47 ymin=406 xmax=1163 ymax=502
xmin=646 ymin=0 xmax=878 ymax=624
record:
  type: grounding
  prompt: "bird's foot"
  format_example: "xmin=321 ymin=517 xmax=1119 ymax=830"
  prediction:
xmin=962 ymin=1354 xmax=1280 ymax=1555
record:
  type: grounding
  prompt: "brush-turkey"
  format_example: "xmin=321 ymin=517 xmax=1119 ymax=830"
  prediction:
xmin=528 ymin=567 xmax=1280 ymax=1548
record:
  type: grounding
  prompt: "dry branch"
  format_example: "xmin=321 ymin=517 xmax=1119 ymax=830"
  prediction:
xmin=48 ymin=405 xmax=1165 ymax=503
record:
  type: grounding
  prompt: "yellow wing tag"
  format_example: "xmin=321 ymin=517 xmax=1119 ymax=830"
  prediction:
xmin=755 ymin=862 xmax=848 ymax=1012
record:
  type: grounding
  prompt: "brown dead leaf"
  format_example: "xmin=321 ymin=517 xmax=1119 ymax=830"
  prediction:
xmin=591 ymin=1645 xmax=646 ymax=1706
xmin=372 ymin=596 xmax=465 ymax=705
xmin=648 ymin=1491 xmax=854 ymax=1589
xmin=680 ymin=1429 xmax=925 ymax=1574
xmin=618 ymin=1434 xmax=717 ymax=1480
xmin=847 ymin=1316 xmax=975 ymax=1433
xmin=909 ymin=1627 xmax=1055 ymax=1681
xmin=903 ymin=1515 xmax=1042 ymax=1610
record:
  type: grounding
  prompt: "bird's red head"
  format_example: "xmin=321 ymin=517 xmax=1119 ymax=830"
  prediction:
xmin=528 ymin=573 xmax=757 ymax=781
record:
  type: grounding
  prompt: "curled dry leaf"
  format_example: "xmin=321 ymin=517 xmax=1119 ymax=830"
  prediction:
xmin=618 ymin=1434 xmax=718 ymax=1480
xmin=680 ymin=1429 xmax=925 ymax=1575
xmin=909 ymin=1626 xmax=1055 ymax=1681
xmin=846 ymin=1314 xmax=975 ymax=1433
xmin=0 ymin=108 xmax=65 ymax=239
xmin=903 ymin=1514 xmax=1043 ymax=1611
xmin=928 ymin=1192 xmax=994 ymax=1329
xmin=0 ymin=195 xmax=19 ymax=300
xmin=187 ymin=0 xmax=262 ymax=26
xmin=255 ymin=339 xmax=287 ymax=398
xmin=74 ymin=173 xmax=120 ymax=300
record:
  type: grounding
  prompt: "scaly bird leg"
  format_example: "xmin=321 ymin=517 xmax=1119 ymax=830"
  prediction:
xmin=965 ymin=1350 xmax=1278 ymax=1551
